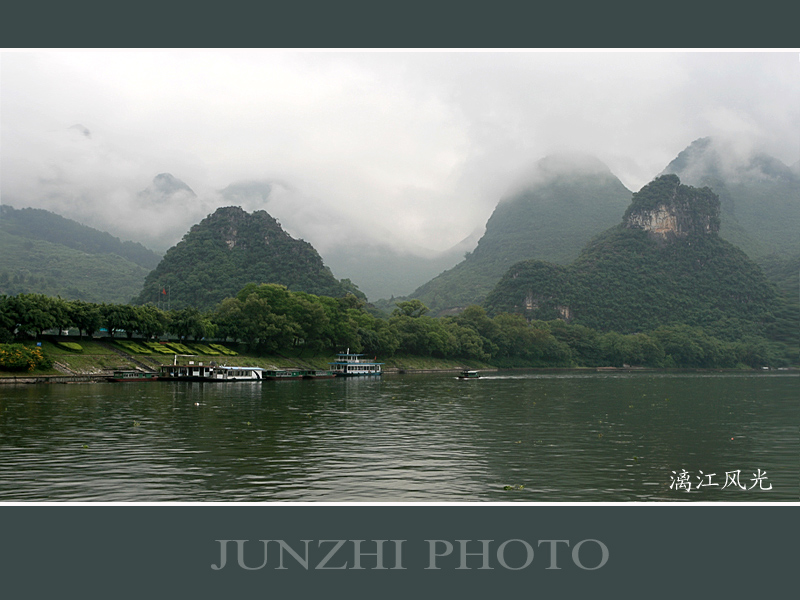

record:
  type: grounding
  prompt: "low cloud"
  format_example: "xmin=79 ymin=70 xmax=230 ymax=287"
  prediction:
xmin=2 ymin=51 xmax=797 ymax=258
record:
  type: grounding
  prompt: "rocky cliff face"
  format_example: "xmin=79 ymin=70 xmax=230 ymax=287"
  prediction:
xmin=624 ymin=174 xmax=719 ymax=241
xmin=195 ymin=205 xmax=282 ymax=251
xmin=661 ymin=137 xmax=800 ymax=258
xmin=626 ymin=206 xmax=680 ymax=237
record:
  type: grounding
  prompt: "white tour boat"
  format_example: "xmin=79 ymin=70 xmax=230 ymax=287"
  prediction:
xmin=329 ymin=350 xmax=383 ymax=377
xmin=159 ymin=359 xmax=265 ymax=381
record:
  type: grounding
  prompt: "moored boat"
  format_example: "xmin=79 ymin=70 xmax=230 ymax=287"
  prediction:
xmin=262 ymin=369 xmax=304 ymax=381
xmin=159 ymin=362 xmax=265 ymax=381
xmin=301 ymin=369 xmax=336 ymax=379
xmin=329 ymin=350 xmax=382 ymax=376
xmin=108 ymin=370 xmax=159 ymax=382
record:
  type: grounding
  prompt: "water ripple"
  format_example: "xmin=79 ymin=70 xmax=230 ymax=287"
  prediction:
xmin=0 ymin=372 xmax=796 ymax=501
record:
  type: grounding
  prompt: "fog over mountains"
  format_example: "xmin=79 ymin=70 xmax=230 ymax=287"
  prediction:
xmin=3 ymin=52 xmax=796 ymax=299
xmin=389 ymin=153 xmax=633 ymax=313
xmin=2 ymin=136 xmax=798 ymax=305
xmin=661 ymin=137 xmax=800 ymax=258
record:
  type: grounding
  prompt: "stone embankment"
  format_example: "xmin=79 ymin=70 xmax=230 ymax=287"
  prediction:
xmin=0 ymin=374 xmax=109 ymax=384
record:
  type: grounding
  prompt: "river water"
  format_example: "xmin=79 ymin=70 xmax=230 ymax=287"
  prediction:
xmin=0 ymin=371 xmax=796 ymax=502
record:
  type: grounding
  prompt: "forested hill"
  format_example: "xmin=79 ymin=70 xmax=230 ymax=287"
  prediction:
xmin=0 ymin=230 xmax=152 ymax=304
xmin=134 ymin=206 xmax=364 ymax=310
xmin=0 ymin=205 xmax=158 ymax=303
xmin=484 ymin=174 xmax=797 ymax=351
xmin=0 ymin=205 xmax=161 ymax=269
xmin=399 ymin=154 xmax=632 ymax=315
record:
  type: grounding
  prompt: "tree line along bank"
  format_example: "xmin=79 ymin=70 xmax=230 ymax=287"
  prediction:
xmin=1 ymin=283 xmax=795 ymax=373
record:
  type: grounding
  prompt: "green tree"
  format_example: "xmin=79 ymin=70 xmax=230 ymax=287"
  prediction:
xmin=168 ymin=307 xmax=209 ymax=341
xmin=0 ymin=295 xmax=20 ymax=342
xmin=213 ymin=297 xmax=245 ymax=343
xmin=392 ymin=299 xmax=429 ymax=318
xmin=14 ymin=294 xmax=59 ymax=338
xmin=100 ymin=303 xmax=138 ymax=338
xmin=134 ymin=305 xmax=170 ymax=339
xmin=67 ymin=300 xmax=102 ymax=339
xmin=289 ymin=293 xmax=330 ymax=351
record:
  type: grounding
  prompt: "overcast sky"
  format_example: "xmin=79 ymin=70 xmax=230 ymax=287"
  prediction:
xmin=2 ymin=50 xmax=798 ymax=254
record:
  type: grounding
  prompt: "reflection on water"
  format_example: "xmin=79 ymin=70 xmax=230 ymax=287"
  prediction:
xmin=0 ymin=372 xmax=796 ymax=502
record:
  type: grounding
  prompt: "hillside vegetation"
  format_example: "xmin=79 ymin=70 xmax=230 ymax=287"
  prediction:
xmin=0 ymin=205 xmax=162 ymax=303
xmin=398 ymin=155 xmax=632 ymax=315
xmin=758 ymin=253 xmax=800 ymax=297
xmin=0 ymin=205 xmax=161 ymax=269
xmin=135 ymin=206 xmax=363 ymax=310
xmin=484 ymin=175 xmax=797 ymax=360
xmin=0 ymin=229 xmax=151 ymax=304
xmin=4 ymin=287 xmax=794 ymax=372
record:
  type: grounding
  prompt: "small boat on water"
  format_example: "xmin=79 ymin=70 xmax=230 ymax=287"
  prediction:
xmin=457 ymin=370 xmax=480 ymax=380
xmin=329 ymin=350 xmax=383 ymax=376
xmin=108 ymin=370 xmax=159 ymax=382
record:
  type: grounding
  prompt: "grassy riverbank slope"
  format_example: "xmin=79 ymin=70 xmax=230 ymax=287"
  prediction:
xmin=0 ymin=337 xmax=493 ymax=379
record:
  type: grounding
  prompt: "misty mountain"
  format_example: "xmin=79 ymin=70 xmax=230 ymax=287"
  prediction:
xmin=219 ymin=180 xmax=274 ymax=205
xmin=0 ymin=205 xmax=157 ymax=303
xmin=391 ymin=154 xmax=632 ymax=315
xmin=0 ymin=205 xmax=161 ymax=270
xmin=0 ymin=204 xmax=162 ymax=302
xmin=134 ymin=206 xmax=364 ymax=310
xmin=216 ymin=177 xmax=480 ymax=301
xmin=0 ymin=231 xmax=152 ymax=304
xmin=137 ymin=173 xmax=196 ymax=204
xmin=661 ymin=137 xmax=800 ymax=258
xmin=322 ymin=231 xmax=481 ymax=303
xmin=484 ymin=175 xmax=796 ymax=351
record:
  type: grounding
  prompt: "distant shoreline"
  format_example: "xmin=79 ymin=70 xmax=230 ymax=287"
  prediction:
xmin=2 ymin=334 xmax=795 ymax=384
xmin=3 ymin=365 xmax=795 ymax=385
